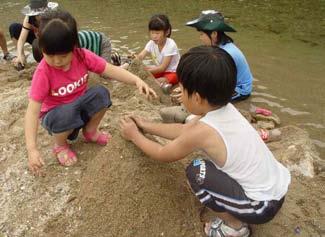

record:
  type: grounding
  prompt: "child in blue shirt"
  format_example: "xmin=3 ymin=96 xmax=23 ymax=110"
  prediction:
xmin=186 ymin=10 xmax=253 ymax=101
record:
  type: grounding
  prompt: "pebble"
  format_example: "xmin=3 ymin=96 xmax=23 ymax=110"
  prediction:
xmin=294 ymin=226 xmax=301 ymax=234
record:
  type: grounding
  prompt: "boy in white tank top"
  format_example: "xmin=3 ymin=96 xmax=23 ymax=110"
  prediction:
xmin=120 ymin=46 xmax=291 ymax=237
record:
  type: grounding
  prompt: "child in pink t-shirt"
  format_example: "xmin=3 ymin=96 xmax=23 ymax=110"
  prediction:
xmin=25 ymin=11 xmax=156 ymax=176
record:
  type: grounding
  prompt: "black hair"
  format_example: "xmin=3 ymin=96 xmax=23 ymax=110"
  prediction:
xmin=28 ymin=16 xmax=39 ymax=28
xmin=177 ymin=46 xmax=237 ymax=106
xmin=38 ymin=10 xmax=79 ymax=55
xmin=202 ymin=30 xmax=233 ymax=46
xmin=148 ymin=14 xmax=172 ymax=37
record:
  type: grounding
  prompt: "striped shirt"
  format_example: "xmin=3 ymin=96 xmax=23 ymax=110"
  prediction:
xmin=78 ymin=30 xmax=102 ymax=56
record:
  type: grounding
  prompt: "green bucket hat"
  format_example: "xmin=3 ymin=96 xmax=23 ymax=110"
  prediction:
xmin=186 ymin=10 xmax=236 ymax=32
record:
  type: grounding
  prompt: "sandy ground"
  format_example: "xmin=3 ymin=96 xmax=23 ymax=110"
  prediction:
xmin=0 ymin=60 xmax=324 ymax=237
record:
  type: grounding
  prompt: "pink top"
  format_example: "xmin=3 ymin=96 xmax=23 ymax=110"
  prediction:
xmin=29 ymin=48 xmax=107 ymax=116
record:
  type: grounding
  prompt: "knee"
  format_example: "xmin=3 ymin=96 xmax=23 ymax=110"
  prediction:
xmin=95 ymin=85 xmax=110 ymax=101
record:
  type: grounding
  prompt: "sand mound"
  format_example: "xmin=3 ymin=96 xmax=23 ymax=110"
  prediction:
xmin=0 ymin=61 xmax=324 ymax=237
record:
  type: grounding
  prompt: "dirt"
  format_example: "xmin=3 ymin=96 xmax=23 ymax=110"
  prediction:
xmin=0 ymin=60 xmax=324 ymax=237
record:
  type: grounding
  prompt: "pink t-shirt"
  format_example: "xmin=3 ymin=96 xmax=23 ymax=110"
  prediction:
xmin=29 ymin=48 xmax=107 ymax=115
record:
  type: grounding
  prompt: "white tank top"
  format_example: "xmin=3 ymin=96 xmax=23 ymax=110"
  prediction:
xmin=200 ymin=103 xmax=291 ymax=201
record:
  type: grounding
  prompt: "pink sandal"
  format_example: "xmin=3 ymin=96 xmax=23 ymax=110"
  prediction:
xmin=53 ymin=144 xmax=77 ymax=166
xmin=255 ymin=107 xmax=272 ymax=116
xmin=83 ymin=130 xmax=111 ymax=146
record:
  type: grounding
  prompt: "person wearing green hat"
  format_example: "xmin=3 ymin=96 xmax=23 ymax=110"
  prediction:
xmin=186 ymin=10 xmax=253 ymax=101
xmin=9 ymin=0 xmax=58 ymax=70
xmin=159 ymin=10 xmax=254 ymax=123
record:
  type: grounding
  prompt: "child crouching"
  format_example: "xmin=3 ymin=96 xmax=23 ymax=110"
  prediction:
xmin=120 ymin=46 xmax=290 ymax=237
xmin=25 ymin=10 xmax=156 ymax=176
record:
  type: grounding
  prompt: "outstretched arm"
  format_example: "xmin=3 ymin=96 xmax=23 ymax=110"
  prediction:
xmin=13 ymin=16 xmax=31 ymax=67
xmin=120 ymin=117 xmax=199 ymax=162
xmin=102 ymin=63 xmax=157 ymax=98
xmin=130 ymin=116 xmax=197 ymax=140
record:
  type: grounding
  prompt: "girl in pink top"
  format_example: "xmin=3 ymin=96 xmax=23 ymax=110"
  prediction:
xmin=25 ymin=11 xmax=156 ymax=176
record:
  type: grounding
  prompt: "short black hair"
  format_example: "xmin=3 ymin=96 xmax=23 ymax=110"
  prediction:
xmin=39 ymin=10 xmax=79 ymax=55
xmin=148 ymin=14 xmax=172 ymax=37
xmin=177 ymin=46 xmax=237 ymax=106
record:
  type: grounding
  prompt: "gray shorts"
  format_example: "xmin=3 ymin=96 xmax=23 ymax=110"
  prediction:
xmin=186 ymin=158 xmax=285 ymax=224
xmin=41 ymin=85 xmax=111 ymax=140
xmin=100 ymin=33 xmax=112 ymax=63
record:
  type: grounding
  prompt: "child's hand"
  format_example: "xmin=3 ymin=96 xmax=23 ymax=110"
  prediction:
xmin=129 ymin=116 xmax=146 ymax=130
xmin=171 ymin=86 xmax=182 ymax=103
xmin=120 ymin=116 xmax=141 ymax=141
xmin=28 ymin=148 xmax=45 ymax=176
xmin=135 ymin=79 xmax=157 ymax=99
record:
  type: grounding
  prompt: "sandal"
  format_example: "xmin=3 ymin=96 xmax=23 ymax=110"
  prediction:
xmin=83 ymin=130 xmax=111 ymax=146
xmin=259 ymin=128 xmax=281 ymax=143
xmin=53 ymin=144 xmax=77 ymax=166
xmin=249 ymin=105 xmax=272 ymax=116
xmin=205 ymin=218 xmax=250 ymax=237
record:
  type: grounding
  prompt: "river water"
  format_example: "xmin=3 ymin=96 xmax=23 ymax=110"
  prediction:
xmin=1 ymin=0 xmax=324 ymax=158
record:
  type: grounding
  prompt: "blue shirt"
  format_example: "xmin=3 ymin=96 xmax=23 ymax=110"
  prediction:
xmin=220 ymin=43 xmax=253 ymax=95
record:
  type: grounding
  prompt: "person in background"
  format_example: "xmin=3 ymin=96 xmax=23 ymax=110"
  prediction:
xmin=9 ymin=0 xmax=58 ymax=69
xmin=136 ymin=14 xmax=180 ymax=93
xmin=186 ymin=9 xmax=253 ymax=101
xmin=0 ymin=28 xmax=15 ymax=61
xmin=31 ymin=9 xmax=121 ymax=65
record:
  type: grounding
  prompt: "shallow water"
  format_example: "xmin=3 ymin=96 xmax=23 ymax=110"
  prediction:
xmin=1 ymin=0 xmax=324 ymax=158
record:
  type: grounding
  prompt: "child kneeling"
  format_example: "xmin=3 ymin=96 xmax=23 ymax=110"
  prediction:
xmin=120 ymin=46 xmax=290 ymax=237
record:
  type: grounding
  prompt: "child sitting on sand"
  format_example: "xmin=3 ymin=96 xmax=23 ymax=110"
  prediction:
xmin=136 ymin=14 xmax=180 ymax=93
xmin=25 ymin=10 xmax=156 ymax=176
xmin=120 ymin=46 xmax=290 ymax=237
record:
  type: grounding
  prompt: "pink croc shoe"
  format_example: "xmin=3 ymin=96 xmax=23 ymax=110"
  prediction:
xmin=250 ymin=105 xmax=272 ymax=116
xmin=83 ymin=130 xmax=112 ymax=146
xmin=53 ymin=144 xmax=77 ymax=166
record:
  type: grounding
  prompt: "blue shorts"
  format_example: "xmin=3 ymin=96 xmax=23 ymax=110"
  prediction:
xmin=41 ymin=85 xmax=111 ymax=140
xmin=186 ymin=158 xmax=285 ymax=224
